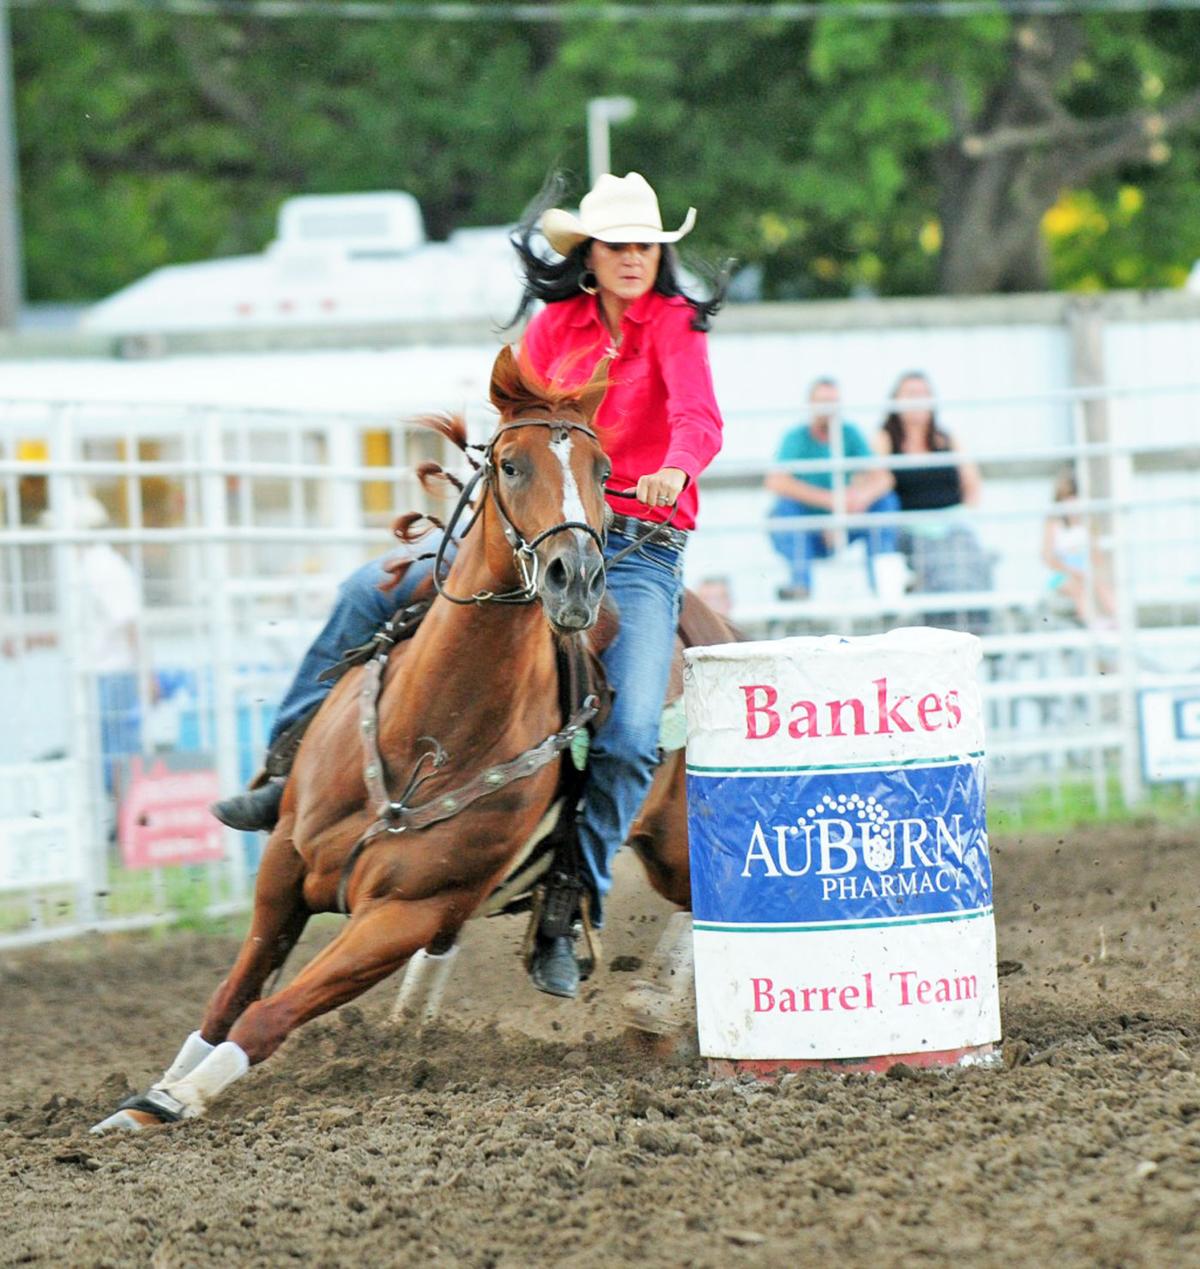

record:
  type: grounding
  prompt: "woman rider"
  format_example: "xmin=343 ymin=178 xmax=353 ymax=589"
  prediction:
xmin=212 ymin=172 xmax=727 ymax=999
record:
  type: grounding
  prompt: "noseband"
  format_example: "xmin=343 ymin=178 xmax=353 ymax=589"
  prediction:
xmin=433 ymin=418 xmax=609 ymax=606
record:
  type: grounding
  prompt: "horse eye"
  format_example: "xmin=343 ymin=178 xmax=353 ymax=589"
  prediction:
xmin=500 ymin=460 xmax=519 ymax=479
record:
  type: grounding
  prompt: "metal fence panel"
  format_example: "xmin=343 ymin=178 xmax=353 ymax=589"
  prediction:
xmin=1 ymin=383 xmax=1197 ymax=949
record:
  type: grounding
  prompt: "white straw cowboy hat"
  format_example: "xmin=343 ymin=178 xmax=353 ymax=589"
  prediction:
xmin=540 ymin=173 xmax=697 ymax=257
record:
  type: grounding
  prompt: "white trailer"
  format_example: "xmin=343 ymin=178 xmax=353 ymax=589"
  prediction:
xmin=83 ymin=192 xmax=524 ymax=335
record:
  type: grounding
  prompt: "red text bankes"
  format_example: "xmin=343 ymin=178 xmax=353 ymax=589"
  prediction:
xmin=740 ymin=677 xmax=963 ymax=741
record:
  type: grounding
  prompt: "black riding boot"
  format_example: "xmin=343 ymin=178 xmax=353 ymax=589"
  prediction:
xmin=209 ymin=709 xmax=318 ymax=833
xmin=210 ymin=778 xmax=286 ymax=832
xmin=529 ymin=873 xmax=584 ymax=1000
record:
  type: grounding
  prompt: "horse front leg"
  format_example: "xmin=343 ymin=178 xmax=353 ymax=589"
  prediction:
xmin=105 ymin=894 xmax=456 ymax=1127
xmin=198 ymin=828 xmax=311 ymax=1044
xmin=92 ymin=830 xmax=310 ymax=1135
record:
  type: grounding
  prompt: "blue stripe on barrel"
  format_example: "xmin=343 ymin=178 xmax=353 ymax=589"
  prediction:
xmin=686 ymin=759 xmax=990 ymax=926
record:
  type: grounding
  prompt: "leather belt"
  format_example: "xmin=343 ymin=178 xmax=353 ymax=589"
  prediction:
xmin=608 ymin=511 xmax=689 ymax=554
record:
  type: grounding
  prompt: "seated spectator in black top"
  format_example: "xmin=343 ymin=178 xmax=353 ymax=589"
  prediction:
xmin=877 ymin=372 xmax=990 ymax=593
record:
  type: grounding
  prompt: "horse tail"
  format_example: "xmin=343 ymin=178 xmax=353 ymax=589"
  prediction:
xmin=416 ymin=460 xmax=466 ymax=495
xmin=678 ymin=589 xmax=748 ymax=648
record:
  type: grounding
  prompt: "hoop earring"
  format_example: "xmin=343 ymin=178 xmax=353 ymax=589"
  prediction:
xmin=579 ymin=270 xmax=598 ymax=296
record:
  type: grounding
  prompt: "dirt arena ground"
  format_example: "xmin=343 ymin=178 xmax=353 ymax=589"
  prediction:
xmin=2 ymin=820 xmax=1198 ymax=1268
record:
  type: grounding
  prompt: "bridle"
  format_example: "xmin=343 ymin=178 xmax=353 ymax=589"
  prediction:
xmin=433 ymin=417 xmax=609 ymax=606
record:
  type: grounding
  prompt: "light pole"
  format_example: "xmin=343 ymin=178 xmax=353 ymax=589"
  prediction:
xmin=0 ymin=0 xmax=22 ymax=330
xmin=586 ymin=96 xmax=636 ymax=188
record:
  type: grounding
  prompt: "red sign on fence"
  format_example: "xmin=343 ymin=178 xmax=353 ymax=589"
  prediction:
xmin=117 ymin=755 xmax=225 ymax=869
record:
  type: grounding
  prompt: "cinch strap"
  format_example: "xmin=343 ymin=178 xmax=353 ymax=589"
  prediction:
xmin=335 ymin=639 xmax=598 ymax=913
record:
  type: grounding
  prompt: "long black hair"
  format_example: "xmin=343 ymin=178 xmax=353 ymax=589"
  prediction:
xmin=506 ymin=173 xmax=730 ymax=332
xmin=881 ymin=370 xmax=952 ymax=454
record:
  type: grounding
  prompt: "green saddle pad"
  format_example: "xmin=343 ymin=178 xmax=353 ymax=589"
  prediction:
xmin=658 ymin=697 xmax=687 ymax=754
xmin=571 ymin=698 xmax=686 ymax=772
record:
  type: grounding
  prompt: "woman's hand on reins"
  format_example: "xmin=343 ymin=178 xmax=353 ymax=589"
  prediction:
xmin=620 ymin=467 xmax=688 ymax=509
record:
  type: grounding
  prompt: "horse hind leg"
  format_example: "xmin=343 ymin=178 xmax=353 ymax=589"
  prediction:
xmin=92 ymin=831 xmax=310 ymax=1135
xmin=622 ymin=911 xmax=697 ymax=1052
xmin=627 ymin=749 xmax=691 ymax=908
xmin=623 ymin=751 xmax=698 ymax=1054
xmin=389 ymin=933 xmax=460 ymax=1029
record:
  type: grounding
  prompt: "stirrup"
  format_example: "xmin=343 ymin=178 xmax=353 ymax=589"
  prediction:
xmin=521 ymin=874 xmax=601 ymax=981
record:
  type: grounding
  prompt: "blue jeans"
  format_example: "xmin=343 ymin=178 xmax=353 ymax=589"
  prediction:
xmin=98 ymin=671 xmax=141 ymax=793
xmin=270 ymin=555 xmax=427 ymax=739
xmin=769 ymin=490 xmax=901 ymax=591
xmin=269 ymin=530 xmax=684 ymax=926
xmin=578 ymin=530 xmax=684 ymax=926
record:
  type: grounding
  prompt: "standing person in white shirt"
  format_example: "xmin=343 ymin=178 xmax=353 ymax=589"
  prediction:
xmin=51 ymin=495 xmax=145 ymax=791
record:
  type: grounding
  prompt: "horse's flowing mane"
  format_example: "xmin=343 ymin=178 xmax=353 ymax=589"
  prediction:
xmin=411 ymin=411 xmax=470 ymax=454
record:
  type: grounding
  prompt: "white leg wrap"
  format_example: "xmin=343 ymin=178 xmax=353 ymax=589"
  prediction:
xmin=390 ymin=945 xmax=459 ymax=1027
xmin=623 ymin=912 xmax=697 ymax=1036
xmin=158 ymin=1031 xmax=215 ymax=1086
xmin=161 ymin=1041 xmax=250 ymax=1118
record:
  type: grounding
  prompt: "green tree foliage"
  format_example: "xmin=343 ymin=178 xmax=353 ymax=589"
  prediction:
xmin=11 ymin=1 xmax=1200 ymax=303
xmin=800 ymin=3 xmax=1200 ymax=293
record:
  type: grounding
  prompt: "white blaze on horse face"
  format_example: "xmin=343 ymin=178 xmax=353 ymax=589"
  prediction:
xmin=549 ymin=432 xmax=589 ymax=544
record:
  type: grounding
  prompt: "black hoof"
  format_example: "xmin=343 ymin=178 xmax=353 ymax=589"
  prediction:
xmin=117 ymin=1091 xmax=185 ymax=1123
xmin=91 ymin=1089 xmax=185 ymax=1135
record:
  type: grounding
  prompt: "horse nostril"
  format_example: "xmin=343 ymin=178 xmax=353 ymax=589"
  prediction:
xmin=546 ymin=556 xmax=569 ymax=593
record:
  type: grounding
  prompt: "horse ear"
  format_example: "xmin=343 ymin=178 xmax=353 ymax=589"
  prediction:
xmin=574 ymin=355 xmax=610 ymax=426
xmin=490 ymin=345 xmax=538 ymax=416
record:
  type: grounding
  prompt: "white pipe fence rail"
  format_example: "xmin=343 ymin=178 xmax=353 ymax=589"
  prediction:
xmin=1 ymin=383 xmax=1197 ymax=949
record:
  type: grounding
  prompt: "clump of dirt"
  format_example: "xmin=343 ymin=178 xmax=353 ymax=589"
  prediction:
xmin=2 ymin=826 xmax=1198 ymax=1267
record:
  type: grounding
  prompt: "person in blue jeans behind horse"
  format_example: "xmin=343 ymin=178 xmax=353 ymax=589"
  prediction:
xmin=765 ymin=376 xmax=900 ymax=598
xmin=213 ymin=172 xmax=728 ymax=1001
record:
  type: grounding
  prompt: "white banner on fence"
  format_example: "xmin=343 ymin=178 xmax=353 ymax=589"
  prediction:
xmin=1139 ymin=686 xmax=1200 ymax=782
xmin=0 ymin=762 xmax=85 ymax=891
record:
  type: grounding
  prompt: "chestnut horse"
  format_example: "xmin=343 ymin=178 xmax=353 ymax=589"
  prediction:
xmin=93 ymin=346 xmax=708 ymax=1133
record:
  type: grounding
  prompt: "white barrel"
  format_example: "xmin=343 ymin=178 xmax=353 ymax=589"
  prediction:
xmin=684 ymin=629 xmax=1001 ymax=1071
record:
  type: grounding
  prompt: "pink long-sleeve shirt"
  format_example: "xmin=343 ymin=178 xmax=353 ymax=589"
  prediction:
xmin=521 ymin=289 xmax=724 ymax=532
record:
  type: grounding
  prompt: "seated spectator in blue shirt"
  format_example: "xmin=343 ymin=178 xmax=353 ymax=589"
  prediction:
xmin=765 ymin=377 xmax=900 ymax=597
